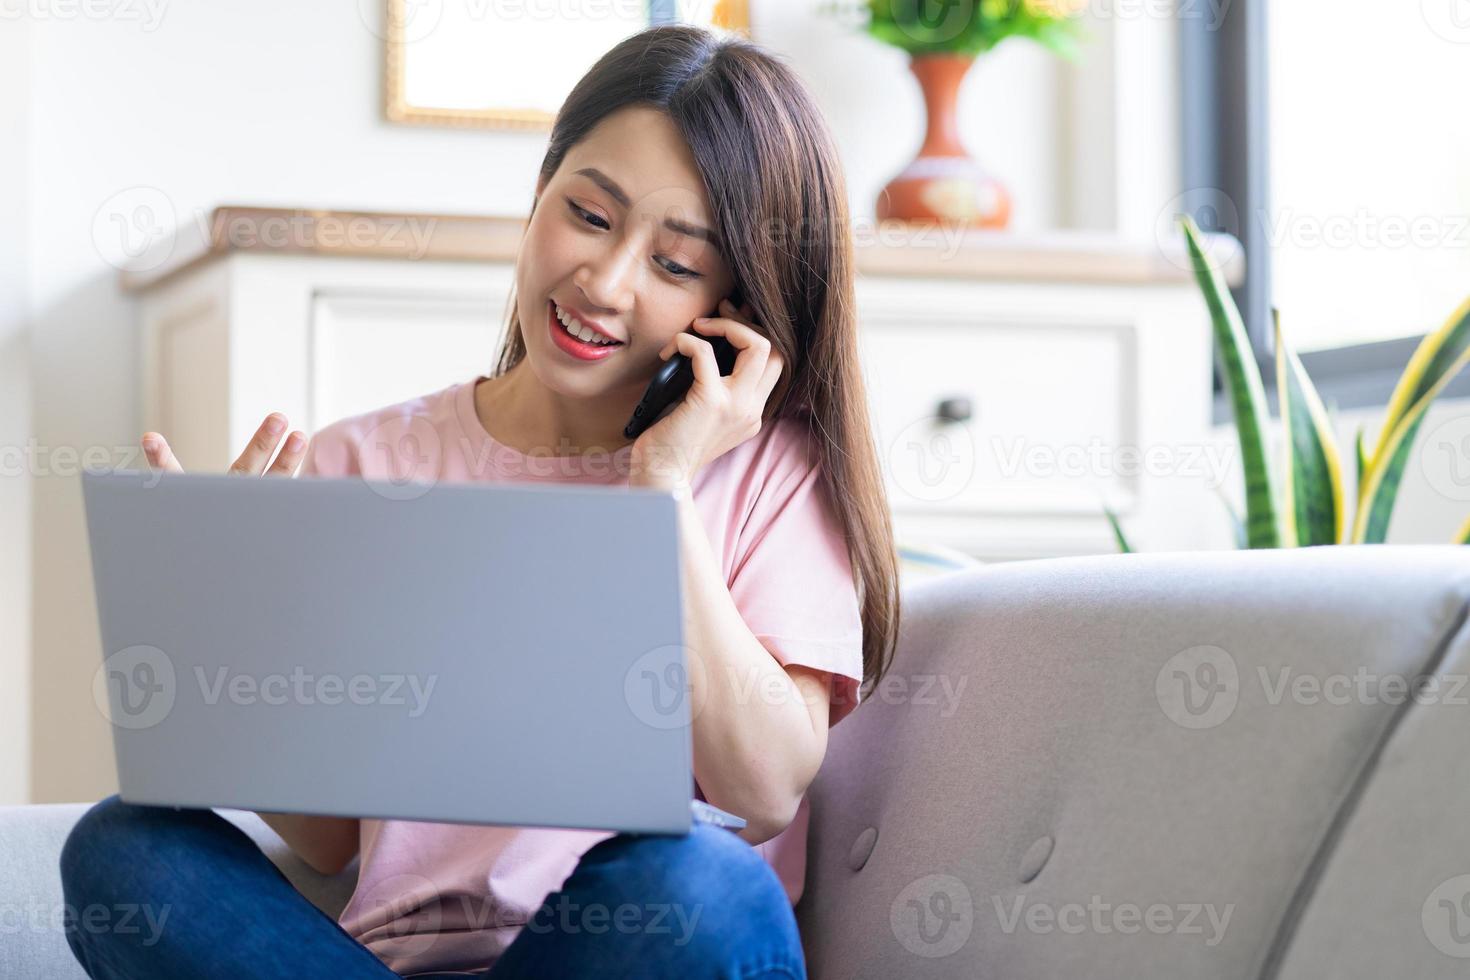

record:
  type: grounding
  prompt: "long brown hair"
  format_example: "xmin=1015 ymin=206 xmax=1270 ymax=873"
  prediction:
xmin=491 ymin=24 xmax=899 ymax=698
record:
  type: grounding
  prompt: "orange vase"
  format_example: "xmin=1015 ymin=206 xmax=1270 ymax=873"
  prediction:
xmin=876 ymin=53 xmax=1011 ymax=229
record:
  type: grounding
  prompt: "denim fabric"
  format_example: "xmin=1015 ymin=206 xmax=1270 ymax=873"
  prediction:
xmin=60 ymin=795 xmax=806 ymax=979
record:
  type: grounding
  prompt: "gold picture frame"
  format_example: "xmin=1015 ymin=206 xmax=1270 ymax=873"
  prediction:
xmin=383 ymin=0 xmax=752 ymax=131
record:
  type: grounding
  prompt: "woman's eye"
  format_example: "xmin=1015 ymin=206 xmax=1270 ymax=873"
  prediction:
xmin=658 ymin=258 xmax=698 ymax=280
xmin=568 ymin=200 xmax=609 ymax=230
xmin=567 ymin=199 xmax=698 ymax=280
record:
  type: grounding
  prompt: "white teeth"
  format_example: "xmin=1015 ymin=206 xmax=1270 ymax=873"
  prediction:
xmin=554 ymin=303 xmax=619 ymax=346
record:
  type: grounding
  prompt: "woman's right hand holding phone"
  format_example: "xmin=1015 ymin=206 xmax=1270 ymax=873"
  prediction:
xmin=142 ymin=413 xmax=309 ymax=476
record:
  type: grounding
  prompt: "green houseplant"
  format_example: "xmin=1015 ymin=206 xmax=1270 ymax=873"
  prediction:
xmin=824 ymin=0 xmax=1086 ymax=227
xmin=1109 ymin=216 xmax=1470 ymax=552
xmin=860 ymin=0 xmax=1086 ymax=58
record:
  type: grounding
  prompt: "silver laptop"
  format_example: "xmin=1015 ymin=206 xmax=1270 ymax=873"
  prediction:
xmin=79 ymin=467 xmax=743 ymax=834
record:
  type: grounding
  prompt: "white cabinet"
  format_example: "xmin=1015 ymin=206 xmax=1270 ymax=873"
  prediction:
xmin=140 ymin=254 xmax=511 ymax=473
xmin=855 ymin=276 xmax=1218 ymax=559
xmin=129 ymin=209 xmax=1238 ymax=562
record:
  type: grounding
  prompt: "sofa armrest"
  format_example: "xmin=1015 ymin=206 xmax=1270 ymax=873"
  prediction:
xmin=799 ymin=545 xmax=1470 ymax=980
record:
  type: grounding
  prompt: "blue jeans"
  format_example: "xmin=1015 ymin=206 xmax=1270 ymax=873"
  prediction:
xmin=60 ymin=794 xmax=807 ymax=979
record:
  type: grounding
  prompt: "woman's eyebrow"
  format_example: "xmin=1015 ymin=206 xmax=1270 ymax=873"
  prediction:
xmin=573 ymin=166 xmax=720 ymax=248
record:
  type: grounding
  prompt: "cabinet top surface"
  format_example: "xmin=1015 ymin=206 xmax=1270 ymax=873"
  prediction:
xmin=121 ymin=205 xmax=1245 ymax=293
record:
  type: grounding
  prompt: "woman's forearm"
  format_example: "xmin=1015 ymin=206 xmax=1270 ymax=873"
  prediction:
xmin=254 ymin=811 xmax=360 ymax=876
xmin=654 ymin=485 xmax=831 ymax=844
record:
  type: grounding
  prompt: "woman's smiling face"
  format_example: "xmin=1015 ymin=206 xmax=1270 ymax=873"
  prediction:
xmin=516 ymin=105 xmax=736 ymax=399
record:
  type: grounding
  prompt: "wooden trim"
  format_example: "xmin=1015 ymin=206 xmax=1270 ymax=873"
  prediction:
xmin=854 ymin=224 xmax=1243 ymax=286
xmin=121 ymin=206 xmax=1245 ymax=293
xmin=120 ymin=207 xmax=530 ymax=292
xmin=383 ymin=1 xmax=555 ymax=132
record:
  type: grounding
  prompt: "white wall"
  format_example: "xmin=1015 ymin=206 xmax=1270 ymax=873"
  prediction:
xmin=12 ymin=1 xmax=1085 ymax=804
xmin=0 ymin=15 xmax=34 ymax=806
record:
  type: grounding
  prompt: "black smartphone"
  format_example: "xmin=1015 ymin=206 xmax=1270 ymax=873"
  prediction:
xmin=623 ymin=293 xmax=743 ymax=440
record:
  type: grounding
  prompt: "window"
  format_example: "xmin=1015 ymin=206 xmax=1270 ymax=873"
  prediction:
xmin=1182 ymin=0 xmax=1470 ymax=412
xmin=1268 ymin=1 xmax=1470 ymax=354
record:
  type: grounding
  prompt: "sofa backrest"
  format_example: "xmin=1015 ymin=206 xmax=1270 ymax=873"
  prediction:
xmin=797 ymin=546 xmax=1470 ymax=979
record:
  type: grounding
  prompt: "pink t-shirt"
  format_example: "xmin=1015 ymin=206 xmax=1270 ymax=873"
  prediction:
xmin=298 ymin=374 xmax=866 ymax=977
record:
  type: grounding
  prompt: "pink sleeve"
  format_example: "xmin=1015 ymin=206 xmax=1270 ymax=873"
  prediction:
xmin=298 ymin=422 xmax=359 ymax=479
xmin=726 ymin=424 xmax=866 ymax=728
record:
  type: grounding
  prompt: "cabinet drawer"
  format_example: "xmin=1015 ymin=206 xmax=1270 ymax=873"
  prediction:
xmin=860 ymin=314 xmax=1138 ymax=515
xmin=309 ymin=289 xmax=506 ymax=429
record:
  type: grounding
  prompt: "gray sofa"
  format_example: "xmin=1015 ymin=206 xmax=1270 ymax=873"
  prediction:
xmin=6 ymin=545 xmax=1470 ymax=978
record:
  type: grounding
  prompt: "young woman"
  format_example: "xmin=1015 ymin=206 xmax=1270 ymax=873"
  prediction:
xmin=62 ymin=24 xmax=899 ymax=979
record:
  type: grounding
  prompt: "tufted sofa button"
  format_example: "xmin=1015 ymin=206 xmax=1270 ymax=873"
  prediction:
xmin=848 ymin=827 xmax=878 ymax=871
xmin=1018 ymin=835 xmax=1054 ymax=883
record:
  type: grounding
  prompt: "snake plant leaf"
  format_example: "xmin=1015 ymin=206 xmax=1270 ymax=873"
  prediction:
xmin=1353 ymin=394 xmax=1431 ymax=544
xmin=1275 ymin=312 xmax=1345 ymax=546
xmin=1365 ymin=296 xmax=1470 ymax=469
xmin=1354 ymin=426 xmax=1368 ymax=494
xmin=1102 ymin=503 xmax=1133 ymax=554
xmin=1352 ymin=296 xmax=1470 ymax=543
xmin=1455 ymin=513 xmax=1470 ymax=545
xmin=1180 ymin=214 xmax=1280 ymax=548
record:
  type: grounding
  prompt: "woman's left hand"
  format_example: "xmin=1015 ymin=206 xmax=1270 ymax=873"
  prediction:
xmin=629 ymin=297 xmax=784 ymax=490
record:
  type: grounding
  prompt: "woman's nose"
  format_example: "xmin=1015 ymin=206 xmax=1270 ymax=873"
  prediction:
xmin=575 ymin=243 xmax=637 ymax=313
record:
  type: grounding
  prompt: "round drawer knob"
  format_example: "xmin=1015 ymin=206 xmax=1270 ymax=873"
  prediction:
xmin=935 ymin=396 xmax=972 ymax=423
